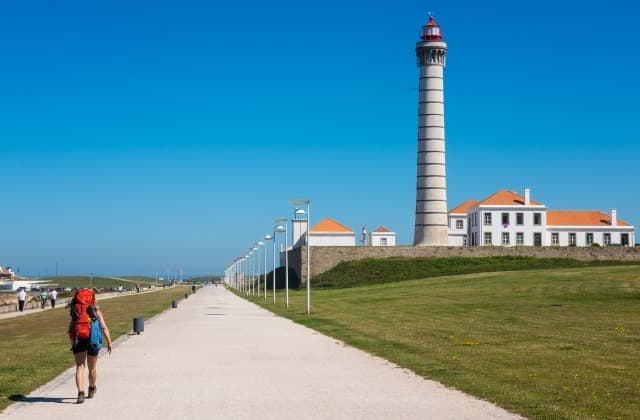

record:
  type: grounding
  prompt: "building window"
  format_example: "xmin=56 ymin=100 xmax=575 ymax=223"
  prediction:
xmin=569 ymin=233 xmax=576 ymax=246
xmin=501 ymin=213 xmax=509 ymax=227
xmin=586 ymin=233 xmax=594 ymax=245
xmin=502 ymin=232 xmax=510 ymax=245
xmin=516 ymin=213 xmax=524 ymax=225
xmin=621 ymin=233 xmax=629 ymax=246
xmin=552 ymin=233 xmax=559 ymax=245
xmin=380 ymin=238 xmax=387 ymax=246
xmin=484 ymin=212 xmax=492 ymax=225
xmin=456 ymin=220 xmax=463 ymax=230
xmin=534 ymin=232 xmax=542 ymax=246
xmin=604 ymin=233 xmax=611 ymax=245
xmin=533 ymin=213 xmax=541 ymax=225
xmin=516 ymin=232 xmax=524 ymax=245
xmin=485 ymin=232 xmax=492 ymax=245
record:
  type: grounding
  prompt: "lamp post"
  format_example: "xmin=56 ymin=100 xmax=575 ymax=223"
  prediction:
xmin=274 ymin=218 xmax=289 ymax=308
xmin=293 ymin=199 xmax=311 ymax=315
xmin=256 ymin=242 xmax=264 ymax=297
xmin=264 ymin=234 xmax=272 ymax=301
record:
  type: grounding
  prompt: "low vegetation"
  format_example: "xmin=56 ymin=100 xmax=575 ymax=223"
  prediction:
xmin=0 ymin=286 xmax=190 ymax=412
xmin=312 ymin=256 xmax=640 ymax=288
xmin=247 ymin=265 xmax=640 ymax=419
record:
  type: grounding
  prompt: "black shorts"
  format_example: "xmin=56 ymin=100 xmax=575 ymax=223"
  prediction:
xmin=72 ymin=339 xmax=99 ymax=356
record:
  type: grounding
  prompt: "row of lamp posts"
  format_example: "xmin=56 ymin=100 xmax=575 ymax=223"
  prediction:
xmin=224 ymin=199 xmax=311 ymax=314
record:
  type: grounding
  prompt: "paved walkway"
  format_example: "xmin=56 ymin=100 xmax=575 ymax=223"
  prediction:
xmin=1 ymin=286 xmax=521 ymax=420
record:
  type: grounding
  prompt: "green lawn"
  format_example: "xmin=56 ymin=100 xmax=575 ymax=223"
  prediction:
xmin=0 ymin=286 xmax=190 ymax=412
xmin=247 ymin=265 xmax=640 ymax=419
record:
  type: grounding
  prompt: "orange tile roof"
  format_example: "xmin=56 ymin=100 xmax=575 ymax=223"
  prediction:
xmin=479 ymin=190 xmax=541 ymax=206
xmin=547 ymin=211 xmax=631 ymax=227
xmin=310 ymin=218 xmax=354 ymax=233
xmin=373 ymin=226 xmax=393 ymax=233
xmin=449 ymin=199 xmax=479 ymax=214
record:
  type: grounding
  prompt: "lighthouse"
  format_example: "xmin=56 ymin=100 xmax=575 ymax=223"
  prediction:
xmin=413 ymin=14 xmax=449 ymax=246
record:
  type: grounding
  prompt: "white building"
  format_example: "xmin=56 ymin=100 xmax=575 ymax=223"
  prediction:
xmin=308 ymin=218 xmax=356 ymax=247
xmin=448 ymin=188 xmax=635 ymax=247
xmin=368 ymin=226 xmax=397 ymax=247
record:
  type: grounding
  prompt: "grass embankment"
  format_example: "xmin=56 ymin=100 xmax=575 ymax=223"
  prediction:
xmin=247 ymin=265 xmax=640 ymax=419
xmin=313 ymin=256 xmax=640 ymax=288
xmin=0 ymin=286 xmax=190 ymax=412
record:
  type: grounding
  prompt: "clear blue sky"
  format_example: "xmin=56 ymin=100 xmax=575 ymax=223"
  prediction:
xmin=1 ymin=0 xmax=638 ymax=277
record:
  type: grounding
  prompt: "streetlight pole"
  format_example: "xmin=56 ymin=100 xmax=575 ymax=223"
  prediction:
xmin=293 ymin=199 xmax=311 ymax=314
xmin=272 ymin=228 xmax=276 ymax=304
xmin=256 ymin=242 xmax=264 ymax=297
xmin=264 ymin=234 xmax=272 ymax=302
xmin=274 ymin=218 xmax=289 ymax=308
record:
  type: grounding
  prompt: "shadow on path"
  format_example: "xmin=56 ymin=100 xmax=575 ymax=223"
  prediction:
xmin=9 ymin=394 xmax=74 ymax=404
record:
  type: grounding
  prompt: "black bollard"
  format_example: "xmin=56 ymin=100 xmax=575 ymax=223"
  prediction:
xmin=171 ymin=300 xmax=177 ymax=308
xmin=133 ymin=317 xmax=144 ymax=334
xmin=184 ymin=293 xmax=188 ymax=299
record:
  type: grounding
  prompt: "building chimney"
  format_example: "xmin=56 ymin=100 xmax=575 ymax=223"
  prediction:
xmin=611 ymin=208 xmax=617 ymax=226
xmin=524 ymin=187 xmax=530 ymax=205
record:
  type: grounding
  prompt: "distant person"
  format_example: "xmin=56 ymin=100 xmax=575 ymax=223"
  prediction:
xmin=118 ymin=284 xmax=123 ymax=293
xmin=191 ymin=285 xmax=196 ymax=294
xmin=40 ymin=290 xmax=48 ymax=309
xmin=17 ymin=288 xmax=27 ymax=312
xmin=136 ymin=284 xmax=140 ymax=293
xmin=69 ymin=289 xmax=113 ymax=404
xmin=49 ymin=288 xmax=58 ymax=309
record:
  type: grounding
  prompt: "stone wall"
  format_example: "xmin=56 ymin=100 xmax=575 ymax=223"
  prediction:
xmin=287 ymin=246 xmax=640 ymax=285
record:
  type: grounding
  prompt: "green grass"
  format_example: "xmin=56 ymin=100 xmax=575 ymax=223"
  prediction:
xmin=246 ymin=265 xmax=640 ymax=419
xmin=0 ymin=286 xmax=190 ymax=412
xmin=313 ymin=256 xmax=640 ymax=288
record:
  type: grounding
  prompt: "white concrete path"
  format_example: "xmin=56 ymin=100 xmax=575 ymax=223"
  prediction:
xmin=1 ymin=285 xmax=522 ymax=420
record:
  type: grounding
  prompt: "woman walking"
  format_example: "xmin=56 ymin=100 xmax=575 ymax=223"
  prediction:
xmin=68 ymin=289 xmax=113 ymax=403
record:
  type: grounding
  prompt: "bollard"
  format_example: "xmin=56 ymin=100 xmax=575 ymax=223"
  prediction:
xmin=171 ymin=300 xmax=177 ymax=308
xmin=133 ymin=317 xmax=144 ymax=334
xmin=184 ymin=293 xmax=188 ymax=299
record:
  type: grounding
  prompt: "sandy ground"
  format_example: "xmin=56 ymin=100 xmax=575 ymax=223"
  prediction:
xmin=1 ymin=286 xmax=523 ymax=420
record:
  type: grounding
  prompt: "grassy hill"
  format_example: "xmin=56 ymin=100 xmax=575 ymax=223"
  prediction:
xmin=248 ymin=264 xmax=640 ymax=419
xmin=312 ymin=256 xmax=640 ymax=288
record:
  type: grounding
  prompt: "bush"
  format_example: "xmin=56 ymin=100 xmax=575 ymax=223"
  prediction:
xmin=590 ymin=243 xmax=601 ymax=247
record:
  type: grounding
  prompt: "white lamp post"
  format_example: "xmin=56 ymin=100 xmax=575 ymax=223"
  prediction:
xmin=293 ymin=199 xmax=311 ymax=315
xmin=256 ymin=241 xmax=264 ymax=297
xmin=274 ymin=218 xmax=289 ymax=308
xmin=264 ymin=234 xmax=273 ymax=302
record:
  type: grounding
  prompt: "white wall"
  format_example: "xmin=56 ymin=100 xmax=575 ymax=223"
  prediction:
xmin=309 ymin=233 xmax=356 ymax=247
xmin=370 ymin=233 xmax=396 ymax=246
xmin=468 ymin=206 xmax=547 ymax=246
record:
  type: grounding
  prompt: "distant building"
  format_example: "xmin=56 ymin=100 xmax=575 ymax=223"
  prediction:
xmin=308 ymin=218 xmax=356 ymax=247
xmin=368 ymin=226 xmax=397 ymax=246
xmin=448 ymin=188 xmax=635 ymax=247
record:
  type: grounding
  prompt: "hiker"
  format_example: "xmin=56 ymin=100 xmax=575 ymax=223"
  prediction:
xmin=69 ymin=289 xmax=113 ymax=404
xmin=40 ymin=290 xmax=48 ymax=309
xmin=49 ymin=288 xmax=58 ymax=309
xmin=192 ymin=285 xmax=196 ymax=294
xmin=17 ymin=288 xmax=27 ymax=312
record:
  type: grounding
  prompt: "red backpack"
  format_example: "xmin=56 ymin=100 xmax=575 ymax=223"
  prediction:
xmin=68 ymin=289 xmax=96 ymax=342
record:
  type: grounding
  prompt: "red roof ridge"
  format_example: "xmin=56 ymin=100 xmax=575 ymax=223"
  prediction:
xmin=373 ymin=226 xmax=393 ymax=233
xmin=310 ymin=218 xmax=354 ymax=233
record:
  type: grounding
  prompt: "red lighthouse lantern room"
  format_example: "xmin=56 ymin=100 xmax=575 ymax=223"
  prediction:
xmin=421 ymin=14 xmax=442 ymax=41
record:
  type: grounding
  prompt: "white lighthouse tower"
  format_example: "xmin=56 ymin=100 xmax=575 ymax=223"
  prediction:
xmin=413 ymin=14 xmax=449 ymax=246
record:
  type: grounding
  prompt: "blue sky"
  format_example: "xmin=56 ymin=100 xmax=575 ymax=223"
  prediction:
xmin=1 ymin=0 xmax=638 ymax=276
